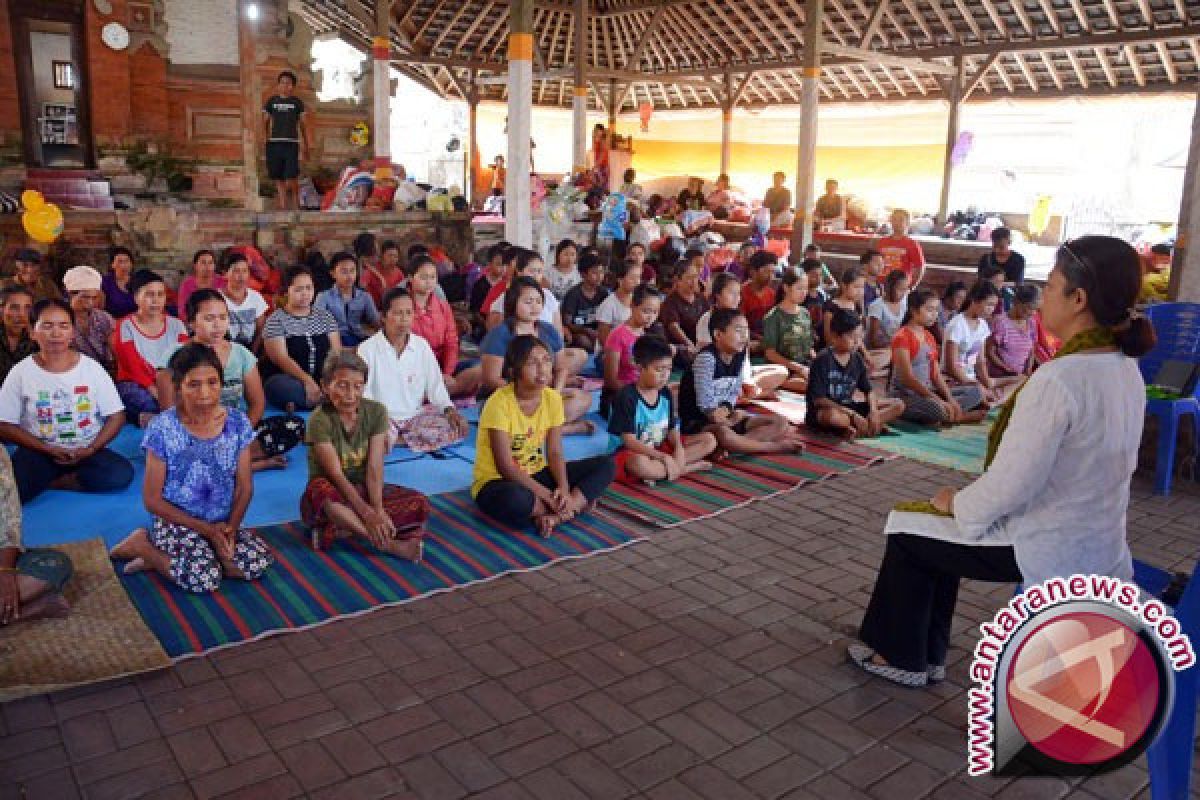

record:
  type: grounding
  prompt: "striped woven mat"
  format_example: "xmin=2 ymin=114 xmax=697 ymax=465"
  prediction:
xmin=119 ymin=491 xmax=640 ymax=659
xmin=598 ymin=432 xmax=895 ymax=528
xmin=866 ymin=416 xmax=995 ymax=475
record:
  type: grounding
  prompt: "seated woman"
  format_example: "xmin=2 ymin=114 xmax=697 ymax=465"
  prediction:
xmin=111 ymin=344 xmax=270 ymax=592
xmin=64 ymin=266 xmax=116 ymax=374
xmin=0 ymin=447 xmax=73 ymax=625
xmin=889 ymin=289 xmax=987 ymax=426
xmin=408 ymin=255 xmax=481 ymax=399
xmin=761 ymin=270 xmax=816 ymax=393
xmin=261 ymin=266 xmax=343 ymax=410
xmin=483 ymin=248 xmax=563 ymax=334
xmin=359 ymin=288 xmax=470 ymax=452
xmin=595 ymin=258 xmax=643 ymax=347
xmin=985 ymin=284 xmax=1040 ymax=383
xmin=481 ymin=277 xmax=593 ymax=435
xmin=111 ymin=270 xmax=190 ymax=427
xmin=0 ymin=299 xmax=133 ymax=502
xmin=161 ymin=290 xmax=304 ymax=470
xmin=177 ymin=250 xmax=225 ymax=314
xmin=659 ymin=260 xmax=710 ymax=365
xmin=851 ymin=236 xmax=1153 ymax=687
xmin=943 ymin=281 xmax=1001 ymax=405
xmin=473 ymin=335 xmax=615 ymax=537
xmin=300 ymin=350 xmax=429 ymax=558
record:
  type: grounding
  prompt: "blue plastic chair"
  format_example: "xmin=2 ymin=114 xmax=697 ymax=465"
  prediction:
xmin=1141 ymin=554 xmax=1200 ymax=800
xmin=1140 ymin=303 xmax=1200 ymax=495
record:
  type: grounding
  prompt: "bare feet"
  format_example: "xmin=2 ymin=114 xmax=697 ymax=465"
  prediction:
xmin=251 ymin=455 xmax=288 ymax=472
xmin=381 ymin=537 xmax=423 ymax=562
xmin=111 ymin=528 xmax=150 ymax=562
xmin=781 ymin=431 xmax=808 ymax=452
xmin=219 ymin=560 xmax=246 ymax=580
xmin=708 ymin=446 xmax=729 ymax=464
xmin=5 ymin=593 xmax=70 ymax=624
xmin=685 ymin=459 xmax=714 ymax=474
xmin=535 ymin=513 xmax=561 ymax=538
xmin=122 ymin=557 xmax=149 ymax=575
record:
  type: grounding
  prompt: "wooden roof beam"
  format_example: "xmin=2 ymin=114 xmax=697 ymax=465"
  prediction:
xmin=1007 ymin=0 xmax=1036 ymax=37
xmin=992 ymin=55 xmax=1016 ymax=91
xmin=1099 ymin=0 xmax=1121 ymax=29
xmin=897 ymin=0 xmax=935 ymax=43
xmin=1039 ymin=51 xmax=1063 ymax=89
xmin=961 ymin=51 xmax=999 ymax=98
xmin=1066 ymin=0 xmax=1092 ymax=33
xmin=1065 ymin=48 xmax=1090 ymax=87
xmin=1013 ymin=52 xmax=1038 ymax=89
xmin=623 ymin=5 xmax=668 ymax=70
xmin=1125 ymin=43 xmax=1146 ymax=86
xmin=1155 ymin=41 xmax=1179 ymax=82
xmin=1036 ymin=0 xmax=1062 ymax=34
xmin=950 ymin=0 xmax=986 ymax=42
xmin=821 ymin=42 xmax=958 ymax=74
xmin=860 ymin=0 xmax=889 ymax=47
xmin=1095 ymin=47 xmax=1119 ymax=87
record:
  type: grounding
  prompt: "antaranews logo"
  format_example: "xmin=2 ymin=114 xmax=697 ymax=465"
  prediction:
xmin=967 ymin=574 xmax=1194 ymax=777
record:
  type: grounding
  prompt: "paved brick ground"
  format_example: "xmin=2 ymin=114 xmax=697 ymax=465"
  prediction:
xmin=2 ymin=458 xmax=1198 ymax=800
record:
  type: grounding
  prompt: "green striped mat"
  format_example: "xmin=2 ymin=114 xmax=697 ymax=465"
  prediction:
xmin=868 ymin=415 xmax=996 ymax=475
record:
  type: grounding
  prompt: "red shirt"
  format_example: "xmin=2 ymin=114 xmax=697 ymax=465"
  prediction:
xmin=411 ymin=292 xmax=459 ymax=376
xmin=876 ymin=235 xmax=926 ymax=281
xmin=481 ymin=278 xmax=510 ymax=317
xmin=361 ymin=266 xmax=405 ymax=309
xmin=740 ymin=282 xmax=777 ymax=332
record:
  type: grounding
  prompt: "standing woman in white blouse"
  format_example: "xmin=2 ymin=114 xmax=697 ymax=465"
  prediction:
xmin=850 ymin=235 xmax=1156 ymax=688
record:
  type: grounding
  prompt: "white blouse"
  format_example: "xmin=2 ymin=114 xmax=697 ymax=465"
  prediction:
xmin=886 ymin=352 xmax=1144 ymax=587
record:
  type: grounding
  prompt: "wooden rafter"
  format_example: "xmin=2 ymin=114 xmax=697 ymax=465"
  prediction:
xmin=950 ymin=0 xmax=985 ymax=42
xmin=1036 ymin=0 xmax=1062 ymax=34
xmin=1065 ymin=48 xmax=1090 ymax=87
xmin=1155 ymin=41 xmax=1178 ymax=82
xmin=1065 ymin=0 xmax=1092 ymax=33
xmin=1095 ymin=46 xmax=1119 ymax=87
xmin=860 ymin=0 xmax=889 ymax=46
xmin=1007 ymin=0 xmax=1035 ymax=37
xmin=1014 ymin=52 xmax=1038 ymax=89
xmin=1039 ymin=51 xmax=1063 ymax=89
xmin=1125 ymin=43 xmax=1146 ymax=86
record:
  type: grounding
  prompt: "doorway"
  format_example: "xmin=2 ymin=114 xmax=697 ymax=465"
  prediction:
xmin=9 ymin=0 xmax=94 ymax=169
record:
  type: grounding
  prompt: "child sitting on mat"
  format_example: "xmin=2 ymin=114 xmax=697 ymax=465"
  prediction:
xmin=112 ymin=269 xmax=190 ymax=427
xmin=889 ymin=289 xmax=987 ymax=426
xmin=761 ymin=270 xmax=815 ymax=393
xmin=799 ymin=259 xmax=828 ymax=348
xmin=986 ymin=284 xmax=1040 ymax=381
xmin=596 ymin=259 xmax=644 ymax=347
xmin=739 ymin=251 xmax=779 ymax=341
xmin=604 ymin=284 xmax=663 ymax=395
xmin=807 ymin=309 xmax=904 ymax=439
xmin=163 ymin=290 xmax=304 ymax=471
xmin=608 ymin=335 xmax=716 ymax=485
xmin=300 ymin=350 xmax=429 ymax=558
xmin=473 ymin=335 xmax=615 ymax=537
xmin=699 ymin=272 xmax=789 ymax=397
xmin=560 ymin=251 xmax=609 ymax=355
xmin=111 ymin=344 xmax=272 ymax=593
xmin=680 ymin=308 xmax=806 ymax=455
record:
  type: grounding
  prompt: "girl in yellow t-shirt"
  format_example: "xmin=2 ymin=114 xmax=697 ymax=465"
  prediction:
xmin=473 ymin=336 xmax=614 ymax=538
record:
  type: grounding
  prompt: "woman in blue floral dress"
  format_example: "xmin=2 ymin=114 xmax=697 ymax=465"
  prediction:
xmin=110 ymin=343 xmax=271 ymax=592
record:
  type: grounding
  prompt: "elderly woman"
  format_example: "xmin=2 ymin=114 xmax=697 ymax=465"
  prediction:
xmin=0 ymin=447 xmax=73 ymax=625
xmin=850 ymin=235 xmax=1154 ymax=687
xmin=63 ymin=266 xmax=116 ymax=373
xmin=300 ymin=350 xmax=429 ymax=558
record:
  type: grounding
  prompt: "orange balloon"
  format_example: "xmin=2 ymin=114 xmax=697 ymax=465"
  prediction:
xmin=22 ymin=203 xmax=64 ymax=243
xmin=20 ymin=189 xmax=45 ymax=212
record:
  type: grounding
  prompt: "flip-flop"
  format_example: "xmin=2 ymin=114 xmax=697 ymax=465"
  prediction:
xmin=846 ymin=642 xmax=928 ymax=688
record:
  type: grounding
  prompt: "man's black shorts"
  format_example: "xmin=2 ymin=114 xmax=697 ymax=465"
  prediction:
xmin=266 ymin=141 xmax=300 ymax=180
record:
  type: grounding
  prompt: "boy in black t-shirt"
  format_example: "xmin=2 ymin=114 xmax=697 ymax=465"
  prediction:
xmin=561 ymin=252 xmax=610 ymax=354
xmin=262 ymin=71 xmax=309 ymax=210
xmin=806 ymin=308 xmax=904 ymax=438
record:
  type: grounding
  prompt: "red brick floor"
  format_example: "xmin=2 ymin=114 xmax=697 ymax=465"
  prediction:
xmin=2 ymin=459 xmax=1198 ymax=799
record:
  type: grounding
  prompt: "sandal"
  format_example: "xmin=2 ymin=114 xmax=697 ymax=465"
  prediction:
xmin=927 ymin=664 xmax=946 ymax=684
xmin=847 ymin=642 xmax=928 ymax=688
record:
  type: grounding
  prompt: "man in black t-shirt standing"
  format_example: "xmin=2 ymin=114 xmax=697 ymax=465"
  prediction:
xmin=261 ymin=70 xmax=310 ymax=210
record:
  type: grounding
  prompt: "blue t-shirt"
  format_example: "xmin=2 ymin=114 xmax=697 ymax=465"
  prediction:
xmin=480 ymin=320 xmax=563 ymax=359
xmin=142 ymin=408 xmax=256 ymax=522
xmin=607 ymin=384 xmax=677 ymax=452
xmin=315 ymin=286 xmax=380 ymax=341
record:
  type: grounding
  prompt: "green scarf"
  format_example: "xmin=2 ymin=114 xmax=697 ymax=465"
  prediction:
xmin=894 ymin=327 xmax=1116 ymax=517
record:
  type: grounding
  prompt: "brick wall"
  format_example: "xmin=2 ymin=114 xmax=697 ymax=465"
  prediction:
xmin=85 ymin=0 xmax=134 ymax=148
xmin=130 ymin=44 xmax=170 ymax=138
xmin=163 ymin=0 xmax=238 ymax=66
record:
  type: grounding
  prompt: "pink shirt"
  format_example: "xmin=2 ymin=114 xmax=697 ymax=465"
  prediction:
xmin=990 ymin=312 xmax=1036 ymax=375
xmin=177 ymin=274 xmax=227 ymax=315
xmin=410 ymin=292 xmax=459 ymax=376
xmin=604 ymin=324 xmax=642 ymax=386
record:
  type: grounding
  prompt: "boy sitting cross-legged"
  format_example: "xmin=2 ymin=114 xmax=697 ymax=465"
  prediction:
xmin=608 ymin=335 xmax=717 ymax=485
xmin=806 ymin=308 xmax=904 ymax=439
xmin=679 ymin=308 xmax=806 ymax=456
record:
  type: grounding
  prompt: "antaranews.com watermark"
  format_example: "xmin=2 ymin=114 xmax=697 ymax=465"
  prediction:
xmin=968 ymin=574 xmax=1194 ymax=777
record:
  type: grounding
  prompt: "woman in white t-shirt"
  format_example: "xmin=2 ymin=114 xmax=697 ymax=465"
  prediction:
xmin=0 ymin=299 xmax=134 ymax=502
xmin=220 ymin=251 xmax=269 ymax=350
xmin=546 ymin=239 xmax=581 ymax=302
xmin=595 ymin=259 xmax=642 ymax=347
xmin=942 ymin=282 xmax=1000 ymax=404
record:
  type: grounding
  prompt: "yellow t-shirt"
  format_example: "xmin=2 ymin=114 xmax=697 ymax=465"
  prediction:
xmin=471 ymin=384 xmax=566 ymax=498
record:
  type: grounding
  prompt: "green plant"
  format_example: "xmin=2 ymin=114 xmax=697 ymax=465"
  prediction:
xmin=125 ymin=142 xmax=195 ymax=192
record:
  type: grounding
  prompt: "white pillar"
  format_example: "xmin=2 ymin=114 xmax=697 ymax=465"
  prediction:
xmin=791 ymin=0 xmax=822 ymax=258
xmin=720 ymin=109 xmax=732 ymax=176
xmin=372 ymin=1 xmax=394 ymax=180
xmin=506 ymin=0 xmax=534 ymax=247
xmin=571 ymin=0 xmax=588 ymax=173
xmin=936 ymin=56 xmax=964 ymax=228
xmin=1171 ymin=89 xmax=1200 ymax=301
